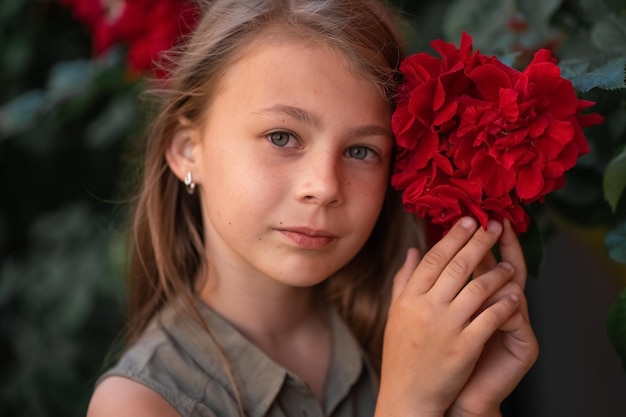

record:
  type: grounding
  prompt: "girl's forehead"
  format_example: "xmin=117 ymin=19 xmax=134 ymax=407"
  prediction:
xmin=198 ymin=38 xmax=391 ymax=134
xmin=222 ymin=43 xmax=381 ymax=107
xmin=221 ymin=36 xmax=372 ymax=92
xmin=189 ymin=28 xmax=391 ymax=126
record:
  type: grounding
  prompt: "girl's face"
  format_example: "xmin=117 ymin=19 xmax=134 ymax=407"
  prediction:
xmin=193 ymin=40 xmax=393 ymax=290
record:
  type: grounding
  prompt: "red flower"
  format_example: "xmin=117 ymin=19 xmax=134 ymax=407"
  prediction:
xmin=110 ymin=0 xmax=197 ymax=75
xmin=60 ymin=0 xmax=198 ymax=76
xmin=392 ymin=33 xmax=603 ymax=234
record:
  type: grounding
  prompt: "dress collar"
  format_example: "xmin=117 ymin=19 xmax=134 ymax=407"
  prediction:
xmin=160 ymin=300 xmax=366 ymax=417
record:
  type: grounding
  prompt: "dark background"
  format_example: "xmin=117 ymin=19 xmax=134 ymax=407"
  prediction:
xmin=1 ymin=0 xmax=625 ymax=416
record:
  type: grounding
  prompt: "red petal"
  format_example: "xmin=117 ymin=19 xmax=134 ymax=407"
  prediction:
xmin=433 ymin=100 xmax=458 ymax=127
xmin=450 ymin=177 xmax=482 ymax=200
xmin=470 ymin=152 xmax=516 ymax=197
xmin=516 ymin=163 xmax=545 ymax=201
xmin=528 ymin=116 xmax=549 ymax=138
xmin=577 ymin=111 xmax=604 ymax=128
xmin=412 ymin=130 xmax=440 ymax=170
xmin=528 ymin=49 xmax=557 ymax=65
xmin=408 ymin=80 xmax=437 ymax=125
xmin=536 ymin=120 xmax=574 ymax=159
xmin=499 ymin=145 xmax=533 ymax=170
xmin=433 ymin=153 xmax=454 ymax=175
xmin=392 ymin=106 xmax=422 ymax=149
xmin=469 ymin=64 xmax=514 ymax=100
xmin=499 ymin=89 xmax=519 ymax=121
xmin=431 ymin=37 xmax=464 ymax=71
xmin=434 ymin=78 xmax=446 ymax=111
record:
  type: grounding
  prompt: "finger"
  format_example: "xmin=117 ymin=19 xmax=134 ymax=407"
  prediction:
xmin=497 ymin=312 xmax=539 ymax=367
xmin=451 ymin=261 xmax=515 ymax=323
xmin=499 ymin=218 xmax=528 ymax=289
xmin=496 ymin=220 xmax=531 ymax=320
xmin=476 ymin=278 xmax=531 ymax=323
xmin=473 ymin=250 xmax=497 ymax=278
xmin=463 ymin=292 xmax=521 ymax=346
xmin=431 ymin=220 xmax=503 ymax=301
xmin=404 ymin=217 xmax=478 ymax=295
xmin=391 ymin=247 xmax=421 ymax=303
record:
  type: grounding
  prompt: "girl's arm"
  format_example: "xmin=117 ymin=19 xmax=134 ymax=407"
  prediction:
xmin=375 ymin=217 xmax=538 ymax=417
xmin=87 ymin=376 xmax=182 ymax=417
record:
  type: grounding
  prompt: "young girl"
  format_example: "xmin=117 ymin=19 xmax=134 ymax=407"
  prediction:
xmin=88 ymin=0 xmax=538 ymax=416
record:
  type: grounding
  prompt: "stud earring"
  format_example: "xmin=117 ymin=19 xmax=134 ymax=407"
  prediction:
xmin=184 ymin=171 xmax=196 ymax=195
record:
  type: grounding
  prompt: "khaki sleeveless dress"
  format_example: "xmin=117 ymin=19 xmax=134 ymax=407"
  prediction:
xmin=98 ymin=301 xmax=378 ymax=417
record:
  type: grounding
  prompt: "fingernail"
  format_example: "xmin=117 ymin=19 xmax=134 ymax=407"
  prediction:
xmin=459 ymin=217 xmax=476 ymax=229
xmin=499 ymin=261 xmax=514 ymax=272
xmin=487 ymin=220 xmax=502 ymax=233
xmin=509 ymin=293 xmax=520 ymax=303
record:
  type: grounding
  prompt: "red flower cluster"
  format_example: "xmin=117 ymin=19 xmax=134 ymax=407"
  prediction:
xmin=392 ymin=33 xmax=603 ymax=234
xmin=60 ymin=0 xmax=198 ymax=75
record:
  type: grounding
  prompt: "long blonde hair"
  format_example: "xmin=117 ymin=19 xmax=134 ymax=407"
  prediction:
xmin=125 ymin=0 xmax=422 ymax=373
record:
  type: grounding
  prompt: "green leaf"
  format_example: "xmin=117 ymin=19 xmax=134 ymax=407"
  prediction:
xmin=442 ymin=0 xmax=515 ymax=48
xmin=559 ymin=59 xmax=590 ymax=80
xmin=0 ymin=260 xmax=21 ymax=307
xmin=559 ymin=57 xmax=626 ymax=92
xmin=0 ymin=33 xmax=33 ymax=83
xmin=515 ymin=0 xmax=562 ymax=27
xmin=604 ymin=147 xmax=626 ymax=211
xmin=604 ymin=0 xmax=626 ymax=15
xmin=615 ymin=183 xmax=626 ymax=223
xmin=496 ymin=51 xmax=521 ymax=68
xmin=591 ymin=15 xmax=626 ymax=54
xmin=607 ymin=288 xmax=626 ymax=371
xmin=0 ymin=0 xmax=23 ymax=21
xmin=576 ymin=0 xmax=611 ymax=21
xmin=0 ymin=89 xmax=45 ymax=138
xmin=606 ymin=189 xmax=626 ymax=264
xmin=46 ymin=59 xmax=94 ymax=106
xmin=606 ymin=222 xmax=626 ymax=264
xmin=85 ymin=95 xmax=137 ymax=149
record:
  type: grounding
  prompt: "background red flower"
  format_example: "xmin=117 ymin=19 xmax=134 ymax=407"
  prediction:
xmin=61 ymin=0 xmax=198 ymax=75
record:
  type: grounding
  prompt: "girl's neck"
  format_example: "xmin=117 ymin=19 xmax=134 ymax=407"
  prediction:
xmin=196 ymin=265 xmax=326 ymax=343
xmin=197 ymin=267 xmax=332 ymax=402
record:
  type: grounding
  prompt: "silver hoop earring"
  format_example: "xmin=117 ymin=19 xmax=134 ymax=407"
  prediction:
xmin=184 ymin=171 xmax=196 ymax=195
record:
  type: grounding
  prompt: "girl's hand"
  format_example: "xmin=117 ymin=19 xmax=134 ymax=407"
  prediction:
xmin=375 ymin=217 xmax=529 ymax=417
xmin=446 ymin=220 xmax=539 ymax=417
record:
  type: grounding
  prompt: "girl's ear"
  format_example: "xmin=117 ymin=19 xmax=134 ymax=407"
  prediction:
xmin=165 ymin=117 xmax=202 ymax=184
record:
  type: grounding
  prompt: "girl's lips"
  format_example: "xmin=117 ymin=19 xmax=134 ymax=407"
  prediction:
xmin=278 ymin=228 xmax=337 ymax=249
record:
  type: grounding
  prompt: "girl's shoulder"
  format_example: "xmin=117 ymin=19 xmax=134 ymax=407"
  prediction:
xmin=87 ymin=376 xmax=181 ymax=417
xmin=88 ymin=303 xmax=244 ymax=416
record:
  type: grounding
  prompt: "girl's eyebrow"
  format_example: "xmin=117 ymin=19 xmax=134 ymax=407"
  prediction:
xmin=254 ymin=104 xmax=392 ymax=139
xmin=254 ymin=104 xmax=324 ymax=129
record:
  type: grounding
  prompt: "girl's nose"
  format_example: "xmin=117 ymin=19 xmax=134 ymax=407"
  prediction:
xmin=294 ymin=151 xmax=343 ymax=207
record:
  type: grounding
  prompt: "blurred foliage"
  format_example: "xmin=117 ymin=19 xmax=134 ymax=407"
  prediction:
xmin=0 ymin=0 xmax=136 ymax=415
xmin=0 ymin=0 xmax=625 ymax=416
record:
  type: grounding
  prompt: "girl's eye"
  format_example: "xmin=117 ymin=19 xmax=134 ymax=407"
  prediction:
xmin=346 ymin=145 xmax=375 ymax=161
xmin=268 ymin=131 xmax=293 ymax=147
